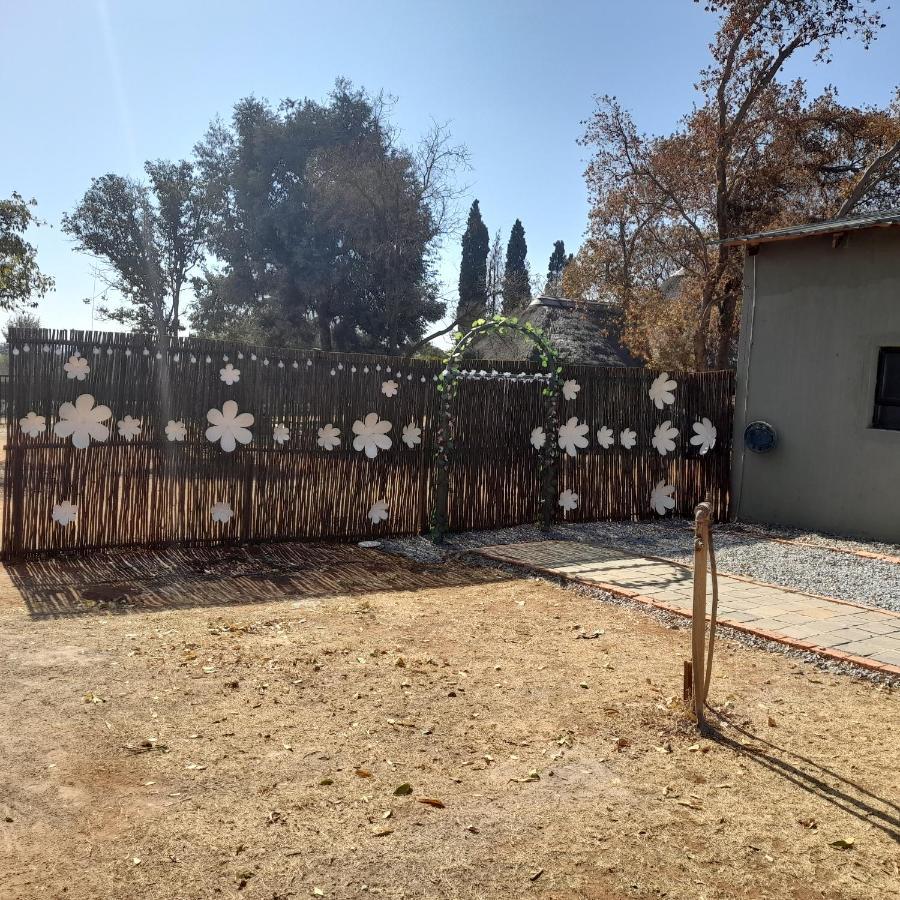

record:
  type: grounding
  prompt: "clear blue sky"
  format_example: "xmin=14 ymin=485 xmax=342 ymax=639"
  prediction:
xmin=3 ymin=0 xmax=899 ymax=338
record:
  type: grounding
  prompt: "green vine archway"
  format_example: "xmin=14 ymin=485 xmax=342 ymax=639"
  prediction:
xmin=431 ymin=314 xmax=562 ymax=543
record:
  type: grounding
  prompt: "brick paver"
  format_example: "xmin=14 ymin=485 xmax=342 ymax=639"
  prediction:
xmin=474 ymin=540 xmax=900 ymax=676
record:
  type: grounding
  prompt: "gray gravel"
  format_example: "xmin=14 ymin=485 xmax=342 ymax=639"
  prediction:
xmin=382 ymin=518 xmax=900 ymax=614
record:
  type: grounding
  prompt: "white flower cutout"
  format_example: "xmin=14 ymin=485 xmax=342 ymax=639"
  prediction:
xmin=620 ymin=427 xmax=637 ymax=450
xmin=596 ymin=425 xmax=614 ymax=449
xmin=690 ymin=417 xmax=717 ymax=455
xmin=368 ymin=498 xmax=389 ymax=524
xmin=401 ymin=421 xmax=422 ymax=449
xmin=648 ymin=372 xmax=677 ymax=409
xmin=117 ymin=415 xmax=142 ymax=442
xmin=63 ymin=354 xmax=90 ymax=381
xmin=530 ymin=426 xmax=546 ymax=451
xmin=381 ymin=379 xmax=399 ymax=398
xmin=558 ymin=416 xmax=590 ymax=457
xmin=651 ymin=421 xmax=679 ymax=456
xmin=558 ymin=489 xmax=579 ymax=513
xmin=562 ymin=379 xmax=580 ymax=401
xmin=273 ymin=424 xmax=290 ymax=445
xmin=165 ymin=420 xmax=187 ymax=442
xmin=19 ymin=411 xmax=45 ymax=437
xmin=317 ymin=423 xmax=341 ymax=451
xmin=352 ymin=413 xmax=393 ymax=459
xmin=211 ymin=501 xmax=233 ymax=524
xmin=52 ymin=500 xmax=78 ymax=527
xmin=205 ymin=400 xmax=254 ymax=452
xmin=220 ymin=363 xmax=241 ymax=385
xmin=650 ymin=480 xmax=676 ymax=516
xmin=53 ymin=394 xmax=112 ymax=449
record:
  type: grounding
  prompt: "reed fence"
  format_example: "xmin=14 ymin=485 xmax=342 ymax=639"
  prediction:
xmin=2 ymin=329 xmax=734 ymax=558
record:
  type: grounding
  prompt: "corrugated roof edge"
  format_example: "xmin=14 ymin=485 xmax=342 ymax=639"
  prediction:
xmin=716 ymin=209 xmax=900 ymax=248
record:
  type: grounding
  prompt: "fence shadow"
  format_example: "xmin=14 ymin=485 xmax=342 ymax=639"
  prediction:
xmin=3 ymin=540 xmax=513 ymax=620
xmin=703 ymin=709 xmax=900 ymax=844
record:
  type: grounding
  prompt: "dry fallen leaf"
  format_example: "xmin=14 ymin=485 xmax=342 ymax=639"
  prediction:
xmin=417 ymin=797 xmax=445 ymax=808
xmin=393 ymin=783 xmax=413 ymax=796
xmin=829 ymin=838 xmax=855 ymax=850
xmin=354 ymin=769 xmax=373 ymax=778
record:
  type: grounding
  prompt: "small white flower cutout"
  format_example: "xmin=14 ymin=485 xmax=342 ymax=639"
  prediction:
xmin=211 ymin=501 xmax=234 ymax=524
xmin=317 ymin=423 xmax=341 ymax=450
xmin=352 ymin=413 xmax=393 ymax=459
xmin=651 ymin=421 xmax=679 ymax=456
xmin=91 ymin=347 xmax=100 ymax=356
xmin=562 ymin=379 xmax=580 ymax=401
xmin=52 ymin=500 xmax=78 ymax=527
xmin=650 ymin=480 xmax=676 ymax=516
xmin=22 ymin=343 xmax=29 ymax=352
xmin=19 ymin=411 xmax=45 ymax=437
xmin=401 ymin=421 xmax=422 ymax=449
xmin=330 ymin=368 xmax=336 ymax=376
xmin=143 ymin=348 xmax=150 ymax=356
xmin=63 ymin=354 xmax=90 ymax=381
xmin=11 ymin=347 xmax=19 ymax=356
xmin=620 ymin=427 xmax=637 ymax=450
xmin=278 ymin=360 xmax=284 ymax=369
xmin=251 ymin=353 xmax=257 ymax=361
xmin=596 ymin=425 xmax=614 ymax=449
xmin=273 ymin=423 xmax=290 ymax=445
xmin=220 ymin=363 xmax=240 ymax=385
xmin=368 ymin=498 xmax=389 ymax=524
xmin=117 ymin=415 xmax=142 ymax=442
xmin=530 ymin=426 xmax=546 ymax=451
xmin=237 ymin=352 xmax=244 ymax=360
xmin=648 ymin=372 xmax=677 ymax=410
xmin=165 ymin=420 xmax=187 ymax=442
xmin=105 ymin=347 xmax=112 ymax=355
xmin=363 ymin=366 xmax=369 ymax=374
xmin=125 ymin=348 xmax=132 ymax=357
xmin=190 ymin=355 xmax=197 ymax=364
xmin=263 ymin=358 xmax=269 ymax=366
xmin=558 ymin=417 xmax=590 ymax=457
xmin=381 ymin=379 xmax=399 ymax=397
xmin=53 ymin=394 xmax=112 ymax=449
xmin=205 ymin=400 xmax=254 ymax=452
xmin=690 ymin=417 xmax=717 ymax=455
xmin=306 ymin=359 xmax=312 ymax=367
xmin=558 ymin=489 xmax=579 ymax=512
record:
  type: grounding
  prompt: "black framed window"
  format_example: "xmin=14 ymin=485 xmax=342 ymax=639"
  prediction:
xmin=873 ymin=347 xmax=900 ymax=431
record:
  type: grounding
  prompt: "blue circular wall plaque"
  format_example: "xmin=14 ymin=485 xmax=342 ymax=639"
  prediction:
xmin=744 ymin=420 xmax=778 ymax=453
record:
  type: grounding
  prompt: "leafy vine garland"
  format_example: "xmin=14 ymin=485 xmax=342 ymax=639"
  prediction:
xmin=431 ymin=314 xmax=562 ymax=543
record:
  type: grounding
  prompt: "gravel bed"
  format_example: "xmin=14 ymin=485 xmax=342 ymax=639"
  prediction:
xmin=381 ymin=517 xmax=900 ymax=614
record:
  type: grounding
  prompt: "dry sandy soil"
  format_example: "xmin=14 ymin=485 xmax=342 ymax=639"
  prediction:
xmin=0 ymin=543 xmax=897 ymax=900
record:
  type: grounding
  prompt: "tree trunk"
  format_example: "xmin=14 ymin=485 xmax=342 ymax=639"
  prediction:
xmin=714 ymin=292 xmax=738 ymax=370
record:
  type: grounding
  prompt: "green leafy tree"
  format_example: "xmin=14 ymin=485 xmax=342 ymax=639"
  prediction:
xmin=3 ymin=311 xmax=40 ymax=345
xmin=502 ymin=218 xmax=529 ymax=311
xmin=456 ymin=199 xmax=489 ymax=329
xmin=545 ymin=240 xmax=572 ymax=297
xmin=62 ymin=161 xmax=208 ymax=337
xmin=0 ymin=193 xmax=54 ymax=310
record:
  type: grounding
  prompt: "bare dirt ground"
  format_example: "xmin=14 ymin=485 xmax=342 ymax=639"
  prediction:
xmin=0 ymin=544 xmax=897 ymax=900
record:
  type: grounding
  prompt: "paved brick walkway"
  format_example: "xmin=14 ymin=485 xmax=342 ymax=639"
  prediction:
xmin=474 ymin=540 xmax=900 ymax=676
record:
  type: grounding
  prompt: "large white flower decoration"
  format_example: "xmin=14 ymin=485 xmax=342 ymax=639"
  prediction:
xmin=381 ymin=379 xmax=399 ymax=398
xmin=530 ymin=426 xmax=546 ymax=451
xmin=648 ymin=372 xmax=677 ymax=409
xmin=19 ymin=411 xmax=45 ymax=437
xmin=562 ymin=379 xmax=581 ymax=401
xmin=220 ymin=363 xmax=241 ymax=385
xmin=317 ymin=423 xmax=341 ymax=451
xmin=205 ymin=400 xmax=254 ymax=452
xmin=401 ymin=421 xmax=422 ymax=449
xmin=211 ymin=501 xmax=233 ymax=524
xmin=352 ymin=413 xmax=393 ymax=459
xmin=52 ymin=500 xmax=78 ymax=527
xmin=558 ymin=489 xmax=579 ymax=512
xmin=596 ymin=425 xmax=614 ymax=449
xmin=53 ymin=394 xmax=112 ymax=449
xmin=117 ymin=415 xmax=142 ymax=442
xmin=558 ymin=416 xmax=590 ymax=457
xmin=368 ymin=498 xmax=389 ymax=524
xmin=273 ymin=424 xmax=290 ymax=445
xmin=165 ymin=420 xmax=187 ymax=442
xmin=651 ymin=421 xmax=679 ymax=456
xmin=650 ymin=480 xmax=676 ymax=516
xmin=620 ymin=427 xmax=637 ymax=450
xmin=63 ymin=354 xmax=90 ymax=381
xmin=690 ymin=417 xmax=717 ymax=455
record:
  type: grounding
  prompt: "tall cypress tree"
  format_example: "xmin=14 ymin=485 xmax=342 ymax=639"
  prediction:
xmin=545 ymin=239 xmax=569 ymax=297
xmin=457 ymin=199 xmax=490 ymax=329
xmin=502 ymin=218 xmax=529 ymax=312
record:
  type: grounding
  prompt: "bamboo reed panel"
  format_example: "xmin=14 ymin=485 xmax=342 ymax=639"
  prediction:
xmin=2 ymin=328 xmax=734 ymax=558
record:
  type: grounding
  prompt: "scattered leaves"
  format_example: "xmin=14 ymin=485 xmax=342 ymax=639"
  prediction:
xmin=393 ymin=783 xmax=413 ymax=796
xmin=417 ymin=797 xmax=445 ymax=809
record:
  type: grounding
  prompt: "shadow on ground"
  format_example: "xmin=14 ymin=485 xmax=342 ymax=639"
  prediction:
xmin=3 ymin=541 xmax=512 ymax=619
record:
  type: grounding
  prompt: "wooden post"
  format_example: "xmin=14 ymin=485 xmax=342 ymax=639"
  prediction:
xmin=682 ymin=660 xmax=693 ymax=704
xmin=691 ymin=501 xmax=713 ymax=725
